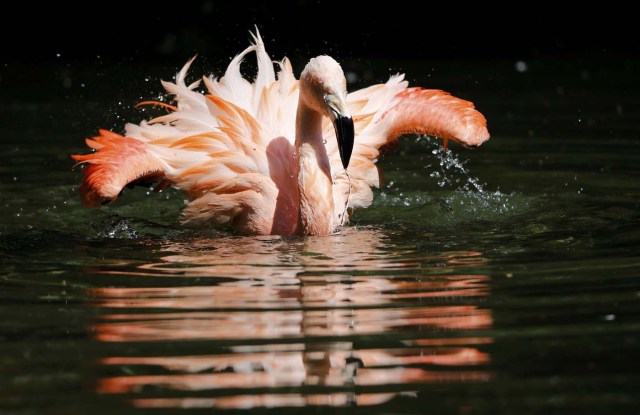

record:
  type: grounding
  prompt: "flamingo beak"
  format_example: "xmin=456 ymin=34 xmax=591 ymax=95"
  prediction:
xmin=330 ymin=111 xmax=354 ymax=169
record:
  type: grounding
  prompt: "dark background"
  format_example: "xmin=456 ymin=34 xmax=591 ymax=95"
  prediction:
xmin=4 ymin=1 xmax=637 ymax=64
xmin=2 ymin=0 xmax=638 ymax=145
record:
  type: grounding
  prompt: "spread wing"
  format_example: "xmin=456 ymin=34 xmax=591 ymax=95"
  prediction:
xmin=329 ymin=74 xmax=490 ymax=223
xmin=73 ymin=32 xmax=300 ymax=235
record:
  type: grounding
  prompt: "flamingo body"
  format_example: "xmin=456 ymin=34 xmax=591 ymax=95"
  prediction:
xmin=72 ymin=32 xmax=489 ymax=236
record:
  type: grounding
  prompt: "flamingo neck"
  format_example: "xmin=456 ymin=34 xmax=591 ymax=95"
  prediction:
xmin=295 ymin=103 xmax=335 ymax=236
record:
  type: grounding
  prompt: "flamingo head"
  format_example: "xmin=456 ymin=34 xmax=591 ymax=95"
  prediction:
xmin=300 ymin=55 xmax=354 ymax=169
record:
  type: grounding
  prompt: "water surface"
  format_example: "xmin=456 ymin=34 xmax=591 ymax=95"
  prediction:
xmin=1 ymin=56 xmax=639 ymax=414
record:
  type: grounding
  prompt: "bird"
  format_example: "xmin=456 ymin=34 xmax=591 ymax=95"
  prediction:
xmin=72 ymin=30 xmax=489 ymax=236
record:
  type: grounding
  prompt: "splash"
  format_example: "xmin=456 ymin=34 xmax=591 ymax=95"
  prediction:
xmin=428 ymin=139 xmax=485 ymax=192
xmin=370 ymin=137 xmax=527 ymax=224
xmin=424 ymin=137 xmax=521 ymax=217
xmin=97 ymin=218 xmax=139 ymax=239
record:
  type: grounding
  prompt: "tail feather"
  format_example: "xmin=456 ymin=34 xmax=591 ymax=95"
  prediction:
xmin=71 ymin=131 xmax=167 ymax=207
xmin=250 ymin=28 xmax=276 ymax=108
xmin=160 ymin=79 xmax=207 ymax=113
xmin=218 ymin=44 xmax=257 ymax=110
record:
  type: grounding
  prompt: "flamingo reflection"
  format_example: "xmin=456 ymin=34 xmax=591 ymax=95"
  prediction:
xmin=89 ymin=228 xmax=493 ymax=409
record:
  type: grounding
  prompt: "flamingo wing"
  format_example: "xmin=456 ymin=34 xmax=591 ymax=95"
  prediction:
xmin=375 ymin=87 xmax=490 ymax=148
xmin=330 ymin=75 xmax=490 ymax=220
xmin=71 ymin=130 xmax=168 ymax=207
xmin=72 ymin=33 xmax=300 ymax=235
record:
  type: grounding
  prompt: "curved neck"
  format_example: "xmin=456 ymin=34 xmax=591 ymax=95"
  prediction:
xmin=295 ymin=101 xmax=334 ymax=236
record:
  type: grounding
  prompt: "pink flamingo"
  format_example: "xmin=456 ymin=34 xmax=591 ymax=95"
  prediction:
xmin=72 ymin=31 xmax=489 ymax=236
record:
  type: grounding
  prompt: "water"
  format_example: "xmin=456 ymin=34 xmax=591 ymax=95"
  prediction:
xmin=1 ymin=57 xmax=639 ymax=414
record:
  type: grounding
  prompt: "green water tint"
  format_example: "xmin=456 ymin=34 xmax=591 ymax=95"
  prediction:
xmin=1 ymin=58 xmax=639 ymax=414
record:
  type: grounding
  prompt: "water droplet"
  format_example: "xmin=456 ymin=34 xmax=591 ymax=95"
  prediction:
xmin=515 ymin=61 xmax=527 ymax=72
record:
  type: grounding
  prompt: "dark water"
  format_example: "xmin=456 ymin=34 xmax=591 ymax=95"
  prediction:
xmin=1 ymin=56 xmax=639 ymax=414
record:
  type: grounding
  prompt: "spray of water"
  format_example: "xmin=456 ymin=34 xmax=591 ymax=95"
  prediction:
xmin=425 ymin=137 xmax=519 ymax=217
xmin=430 ymin=144 xmax=485 ymax=192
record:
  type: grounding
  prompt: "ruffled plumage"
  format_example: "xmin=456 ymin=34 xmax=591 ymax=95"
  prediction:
xmin=72 ymin=30 xmax=489 ymax=235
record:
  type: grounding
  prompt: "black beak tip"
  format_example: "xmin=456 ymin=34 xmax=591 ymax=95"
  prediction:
xmin=334 ymin=115 xmax=354 ymax=170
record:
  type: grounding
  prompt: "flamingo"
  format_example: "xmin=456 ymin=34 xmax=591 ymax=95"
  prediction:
xmin=72 ymin=30 xmax=489 ymax=236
